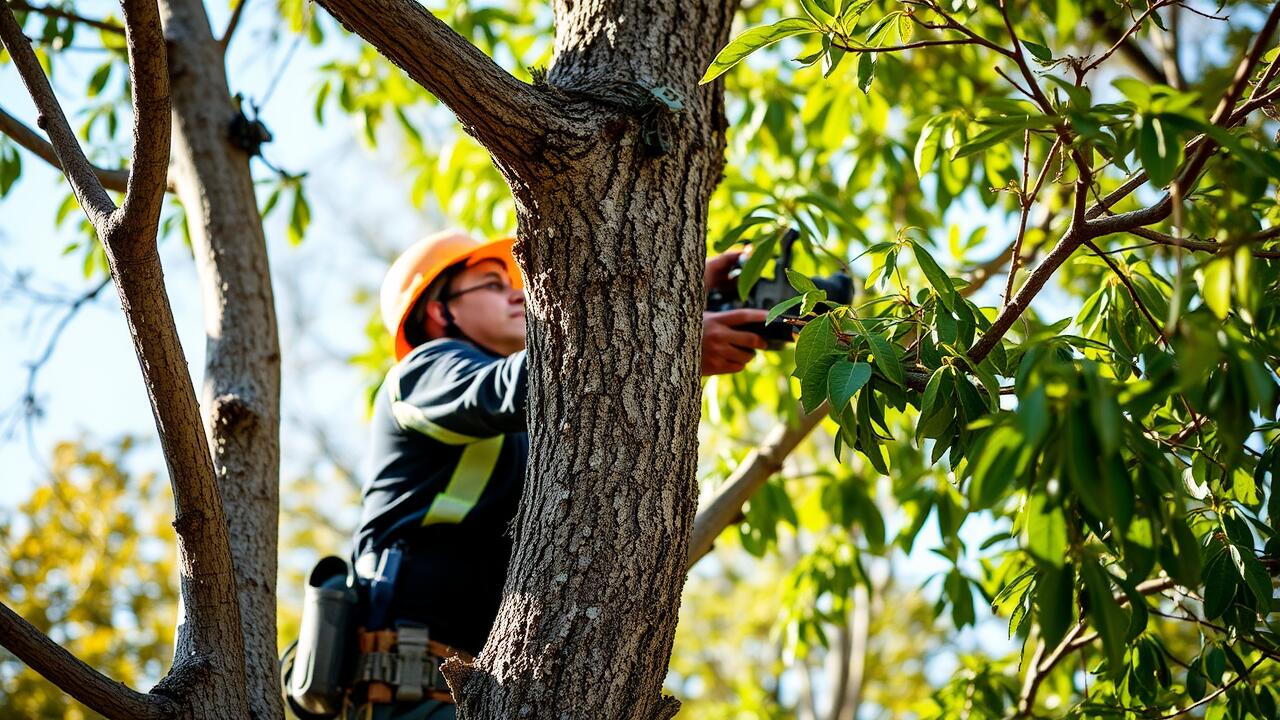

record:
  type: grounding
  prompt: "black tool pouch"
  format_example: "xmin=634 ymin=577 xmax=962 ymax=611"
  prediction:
xmin=285 ymin=555 xmax=358 ymax=718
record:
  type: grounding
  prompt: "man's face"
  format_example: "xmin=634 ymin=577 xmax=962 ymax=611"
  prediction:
xmin=438 ymin=259 xmax=526 ymax=355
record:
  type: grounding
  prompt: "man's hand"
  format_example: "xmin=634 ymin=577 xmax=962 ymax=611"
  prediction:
xmin=704 ymin=251 xmax=744 ymax=294
xmin=702 ymin=309 xmax=768 ymax=376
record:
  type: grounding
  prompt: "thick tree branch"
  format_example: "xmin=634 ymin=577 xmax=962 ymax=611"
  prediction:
xmin=311 ymin=0 xmax=566 ymax=165
xmin=7 ymin=0 xmax=125 ymax=34
xmin=686 ymin=405 xmax=827 ymax=568
xmin=114 ymin=0 xmax=170 ymax=235
xmin=1127 ymin=227 xmax=1280 ymax=259
xmin=0 ymin=600 xmax=176 ymax=720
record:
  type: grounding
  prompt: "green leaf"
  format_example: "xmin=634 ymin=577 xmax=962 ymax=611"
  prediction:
xmin=799 ymin=0 xmax=836 ymax=26
xmin=1022 ymin=40 xmax=1052 ymax=62
xmin=1080 ymin=559 xmax=1126 ymax=670
xmin=914 ymin=115 xmax=948 ymax=179
xmin=1137 ymin=114 xmax=1180 ymax=187
xmin=1026 ymin=493 xmax=1066 ymax=567
xmin=795 ymin=314 xmax=839 ymax=375
xmin=828 ymin=360 xmax=872 ymax=411
xmin=786 ymin=268 xmax=818 ymax=293
xmin=1186 ymin=657 xmax=1207 ymax=701
xmin=701 ymin=19 xmax=819 ymax=83
xmin=737 ymin=231 xmax=780 ymax=300
xmin=1201 ymin=547 xmax=1237 ymax=619
xmin=766 ymin=295 xmax=804 ymax=325
xmin=910 ymin=240 xmax=956 ymax=310
xmin=1237 ymin=548 xmax=1273 ymax=611
xmin=287 ymin=184 xmax=310 ymax=245
xmin=866 ymin=333 xmax=904 ymax=387
xmin=1201 ymin=255 xmax=1232 ymax=320
xmin=1036 ymin=562 xmax=1075 ymax=648
xmin=855 ymin=51 xmax=877 ymax=94
xmin=86 ymin=62 xmax=111 ymax=97
xmin=951 ymin=125 xmax=1020 ymax=160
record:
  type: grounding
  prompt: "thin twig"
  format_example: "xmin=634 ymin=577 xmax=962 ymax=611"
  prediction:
xmin=218 ymin=0 xmax=249 ymax=53
xmin=1154 ymin=656 xmax=1267 ymax=719
xmin=1004 ymin=137 xmax=1062 ymax=306
xmin=6 ymin=0 xmax=124 ymax=34
xmin=1082 ymin=0 xmax=1177 ymax=76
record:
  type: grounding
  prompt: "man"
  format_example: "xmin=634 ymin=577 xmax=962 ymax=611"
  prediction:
xmin=347 ymin=229 xmax=768 ymax=718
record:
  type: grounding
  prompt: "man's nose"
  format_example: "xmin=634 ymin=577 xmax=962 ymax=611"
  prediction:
xmin=510 ymin=287 xmax=525 ymax=304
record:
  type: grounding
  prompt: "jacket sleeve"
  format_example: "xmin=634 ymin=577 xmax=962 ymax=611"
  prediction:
xmin=387 ymin=340 xmax=528 ymax=443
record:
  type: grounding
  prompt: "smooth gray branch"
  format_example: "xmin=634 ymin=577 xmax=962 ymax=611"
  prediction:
xmin=686 ymin=405 xmax=828 ymax=568
xmin=0 ymin=600 xmax=176 ymax=720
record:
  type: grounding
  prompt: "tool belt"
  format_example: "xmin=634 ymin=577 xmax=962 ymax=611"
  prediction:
xmin=283 ymin=550 xmax=472 ymax=719
xmin=353 ymin=625 xmax=471 ymax=705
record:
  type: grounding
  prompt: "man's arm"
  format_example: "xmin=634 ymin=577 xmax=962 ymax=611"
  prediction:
xmin=391 ymin=341 xmax=528 ymax=441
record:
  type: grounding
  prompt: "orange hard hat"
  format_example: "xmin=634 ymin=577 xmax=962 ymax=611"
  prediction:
xmin=380 ymin=229 xmax=522 ymax=360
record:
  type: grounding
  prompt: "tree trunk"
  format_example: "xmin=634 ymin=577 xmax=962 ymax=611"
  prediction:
xmin=159 ymin=1 xmax=282 ymax=717
xmin=445 ymin=1 xmax=738 ymax=717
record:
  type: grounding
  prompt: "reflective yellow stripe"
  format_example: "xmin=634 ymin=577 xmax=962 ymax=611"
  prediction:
xmin=387 ymin=357 xmax=483 ymax=445
xmin=392 ymin=401 xmax=481 ymax=445
xmin=423 ymin=435 xmax=503 ymax=526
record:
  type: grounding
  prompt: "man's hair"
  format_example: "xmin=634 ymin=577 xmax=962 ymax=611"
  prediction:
xmin=403 ymin=261 xmax=466 ymax=348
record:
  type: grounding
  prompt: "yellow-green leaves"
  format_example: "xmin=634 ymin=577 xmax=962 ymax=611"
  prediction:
xmin=1024 ymin=493 xmax=1066 ymax=567
xmin=1200 ymin=254 xmax=1233 ymax=320
xmin=700 ymin=19 xmax=819 ymax=84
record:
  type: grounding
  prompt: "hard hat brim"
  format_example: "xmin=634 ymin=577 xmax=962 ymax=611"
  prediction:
xmin=392 ymin=236 xmax=521 ymax=361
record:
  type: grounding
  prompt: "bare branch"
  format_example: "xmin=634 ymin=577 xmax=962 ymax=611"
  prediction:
xmin=0 ymin=600 xmax=176 ymax=720
xmin=1155 ymin=656 xmax=1268 ymax=719
xmin=1083 ymin=1 xmax=1177 ymax=77
xmin=966 ymin=6 xmax=1280 ymax=361
xmin=218 ymin=0 xmax=248 ymax=53
xmin=112 ymin=0 xmax=169 ymax=236
xmin=7 ymin=0 xmax=125 ymax=35
xmin=1127 ymin=227 xmax=1280 ymax=259
xmin=1087 ymin=9 xmax=1169 ymax=84
xmin=686 ymin=405 xmax=828 ymax=569
xmin=311 ymin=0 xmax=566 ymax=164
xmin=0 ymin=105 xmax=140 ymax=193
xmin=0 ymin=4 xmax=115 ymax=222
xmin=1004 ymin=137 xmax=1061 ymax=305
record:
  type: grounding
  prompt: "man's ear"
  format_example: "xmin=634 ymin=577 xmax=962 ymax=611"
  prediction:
xmin=424 ymin=299 xmax=449 ymax=338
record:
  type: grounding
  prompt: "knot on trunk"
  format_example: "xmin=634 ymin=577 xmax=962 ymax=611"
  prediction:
xmin=549 ymin=77 xmax=685 ymax=157
xmin=210 ymin=392 xmax=260 ymax=434
xmin=439 ymin=654 xmax=478 ymax=703
xmin=650 ymin=694 xmax=681 ymax=720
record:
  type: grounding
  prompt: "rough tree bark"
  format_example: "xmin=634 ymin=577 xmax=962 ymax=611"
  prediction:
xmin=159 ymin=1 xmax=283 ymax=716
xmin=0 ymin=0 xmax=281 ymax=716
xmin=312 ymin=0 xmax=737 ymax=716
